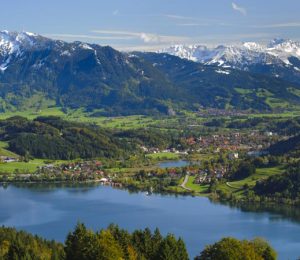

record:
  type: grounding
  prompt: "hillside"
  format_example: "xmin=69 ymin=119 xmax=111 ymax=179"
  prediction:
xmin=135 ymin=52 xmax=300 ymax=110
xmin=0 ymin=116 xmax=134 ymax=160
xmin=254 ymin=161 xmax=300 ymax=203
xmin=268 ymin=134 xmax=300 ymax=156
xmin=1 ymin=31 xmax=300 ymax=115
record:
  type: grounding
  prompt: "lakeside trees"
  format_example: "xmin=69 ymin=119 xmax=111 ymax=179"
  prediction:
xmin=0 ymin=224 xmax=276 ymax=260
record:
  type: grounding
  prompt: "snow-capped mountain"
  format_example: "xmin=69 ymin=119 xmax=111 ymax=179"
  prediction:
xmin=0 ymin=31 xmax=53 ymax=71
xmin=0 ymin=31 xmax=38 ymax=56
xmin=0 ymin=30 xmax=103 ymax=72
xmin=159 ymin=39 xmax=300 ymax=75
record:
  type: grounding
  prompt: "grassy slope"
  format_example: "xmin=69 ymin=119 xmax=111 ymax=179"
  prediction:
xmin=185 ymin=176 xmax=210 ymax=193
xmin=217 ymin=166 xmax=284 ymax=194
xmin=0 ymin=141 xmax=19 ymax=158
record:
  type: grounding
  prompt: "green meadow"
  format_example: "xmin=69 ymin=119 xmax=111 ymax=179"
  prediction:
xmin=217 ymin=166 xmax=284 ymax=194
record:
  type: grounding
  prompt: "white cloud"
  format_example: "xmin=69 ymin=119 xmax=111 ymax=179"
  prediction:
xmin=113 ymin=44 xmax=172 ymax=52
xmin=232 ymin=2 xmax=247 ymax=16
xmin=91 ymin=30 xmax=189 ymax=44
xmin=163 ymin=14 xmax=198 ymax=21
xmin=177 ymin=23 xmax=206 ymax=27
xmin=252 ymin=22 xmax=300 ymax=28
xmin=140 ymin=33 xmax=160 ymax=43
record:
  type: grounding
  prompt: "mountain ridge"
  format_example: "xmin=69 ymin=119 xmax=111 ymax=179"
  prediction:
xmin=1 ymin=31 xmax=300 ymax=115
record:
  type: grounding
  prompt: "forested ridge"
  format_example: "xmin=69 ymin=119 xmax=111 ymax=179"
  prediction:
xmin=0 ymin=116 xmax=134 ymax=160
xmin=254 ymin=161 xmax=300 ymax=203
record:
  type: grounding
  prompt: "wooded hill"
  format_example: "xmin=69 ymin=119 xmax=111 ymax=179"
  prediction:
xmin=0 ymin=116 xmax=134 ymax=160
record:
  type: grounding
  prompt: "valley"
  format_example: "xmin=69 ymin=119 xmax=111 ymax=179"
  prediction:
xmin=0 ymin=108 xmax=299 ymax=207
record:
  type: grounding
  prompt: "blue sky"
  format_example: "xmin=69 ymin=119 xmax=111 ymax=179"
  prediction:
xmin=1 ymin=0 xmax=300 ymax=50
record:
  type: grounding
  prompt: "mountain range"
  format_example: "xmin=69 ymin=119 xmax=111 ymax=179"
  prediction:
xmin=160 ymin=39 xmax=300 ymax=85
xmin=1 ymin=31 xmax=300 ymax=115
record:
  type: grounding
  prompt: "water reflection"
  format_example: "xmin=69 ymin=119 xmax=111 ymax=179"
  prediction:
xmin=2 ymin=182 xmax=300 ymax=225
xmin=214 ymin=200 xmax=300 ymax=224
xmin=6 ymin=182 xmax=101 ymax=193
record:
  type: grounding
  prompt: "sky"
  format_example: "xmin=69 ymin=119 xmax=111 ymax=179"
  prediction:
xmin=1 ymin=0 xmax=300 ymax=51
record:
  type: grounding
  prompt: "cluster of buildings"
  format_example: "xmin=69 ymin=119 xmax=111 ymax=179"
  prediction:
xmin=141 ymin=130 xmax=277 ymax=160
xmin=197 ymin=109 xmax=251 ymax=117
xmin=190 ymin=166 xmax=229 ymax=184
xmin=185 ymin=131 xmax=277 ymax=154
xmin=37 ymin=160 xmax=106 ymax=179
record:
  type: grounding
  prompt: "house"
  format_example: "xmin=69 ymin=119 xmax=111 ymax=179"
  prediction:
xmin=228 ymin=153 xmax=239 ymax=160
xmin=100 ymin=178 xmax=109 ymax=183
xmin=2 ymin=157 xmax=18 ymax=163
xmin=265 ymin=131 xmax=273 ymax=137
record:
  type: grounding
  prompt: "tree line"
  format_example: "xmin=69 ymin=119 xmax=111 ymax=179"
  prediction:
xmin=0 ymin=223 xmax=277 ymax=260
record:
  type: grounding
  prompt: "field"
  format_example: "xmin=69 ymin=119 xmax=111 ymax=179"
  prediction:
xmin=146 ymin=152 xmax=180 ymax=160
xmin=0 ymin=159 xmax=46 ymax=174
xmin=0 ymin=107 xmax=300 ymax=133
xmin=0 ymin=107 xmax=65 ymax=120
xmin=185 ymin=176 xmax=209 ymax=193
xmin=0 ymin=159 xmax=67 ymax=174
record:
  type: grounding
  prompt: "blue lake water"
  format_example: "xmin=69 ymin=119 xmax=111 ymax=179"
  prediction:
xmin=0 ymin=184 xmax=299 ymax=259
xmin=158 ymin=160 xmax=190 ymax=168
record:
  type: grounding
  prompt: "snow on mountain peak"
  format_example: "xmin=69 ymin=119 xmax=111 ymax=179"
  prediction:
xmin=243 ymin=42 xmax=263 ymax=51
xmin=0 ymin=31 xmax=45 ymax=71
xmin=0 ymin=30 xmax=41 ymax=56
xmin=268 ymin=38 xmax=288 ymax=48
xmin=160 ymin=39 xmax=300 ymax=68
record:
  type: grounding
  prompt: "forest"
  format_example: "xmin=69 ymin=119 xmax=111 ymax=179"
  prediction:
xmin=0 ymin=116 xmax=135 ymax=160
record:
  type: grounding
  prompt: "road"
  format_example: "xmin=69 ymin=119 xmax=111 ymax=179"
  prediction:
xmin=180 ymin=174 xmax=191 ymax=191
xmin=226 ymin=182 xmax=241 ymax=189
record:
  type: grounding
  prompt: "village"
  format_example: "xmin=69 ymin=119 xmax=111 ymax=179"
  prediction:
xmin=135 ymin=130 xmax=280 ymax=187
xmin=144 ymin=130 xmax=278 ymax=159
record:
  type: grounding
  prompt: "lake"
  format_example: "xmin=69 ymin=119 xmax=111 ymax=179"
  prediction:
xmin=158 ymin=160 xmax=190 ymax=168
xmin=0 ymin=183 xmax=299 ymax=259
